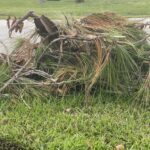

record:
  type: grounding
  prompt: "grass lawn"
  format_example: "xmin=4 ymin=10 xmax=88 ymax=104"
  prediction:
xmin=0 ymin=95 xmax=150 ymax=149
xmin=0 ymin=0 xmax=150 ymax=19
xmin=0 ymin=1 xmax=150 ymax=150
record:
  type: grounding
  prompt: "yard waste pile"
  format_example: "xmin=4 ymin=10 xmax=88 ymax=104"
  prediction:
xmin=0 ymin=12 xmax=149 ymax=106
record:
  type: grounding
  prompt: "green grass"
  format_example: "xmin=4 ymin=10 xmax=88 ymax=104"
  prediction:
xmin=0 ymin=1 xmax=150 ymax=149
xmin=0 ymin=95 xmax=150 ymax=149
xmin=0 ymin=0 xmax=150 ymax=19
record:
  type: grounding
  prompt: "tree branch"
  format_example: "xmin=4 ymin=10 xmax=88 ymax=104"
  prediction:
xmin=9 ymin=11 xmax=38 ymax=37
xmin=0 ymin=59 xmax=31 ymax=93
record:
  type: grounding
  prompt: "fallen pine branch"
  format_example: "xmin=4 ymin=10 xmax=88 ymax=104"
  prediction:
xmin=8 ymin=11 xmax=38 ymax=37
xmin=1 ymin=11 xmax=149 ymax=106
xmin=0 ymin=59 xmax=31 ymax=93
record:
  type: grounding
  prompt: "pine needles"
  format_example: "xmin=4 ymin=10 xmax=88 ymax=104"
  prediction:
xmin=0 ymin=12 xmax=149 ymax=106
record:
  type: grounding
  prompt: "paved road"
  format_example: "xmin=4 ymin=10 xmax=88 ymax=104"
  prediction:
xmin=0 ymin=18 xmax=150 ymax=54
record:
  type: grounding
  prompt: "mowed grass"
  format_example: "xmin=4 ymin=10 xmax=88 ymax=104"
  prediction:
xmin=0 ymin=95 xmax=150 ymax=150
xmin=0 ymin=0 xmax=150 ymax=19
xmin=0 ymin=1 xmax=150 ymax=149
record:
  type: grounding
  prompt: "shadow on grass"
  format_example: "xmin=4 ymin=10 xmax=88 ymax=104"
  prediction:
xmin=0 ymin=138 xmax=30 ymax=150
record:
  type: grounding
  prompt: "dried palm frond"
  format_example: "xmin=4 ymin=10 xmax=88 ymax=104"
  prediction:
xmin=10 ymin=39 xmax=38 ymax=70
xmin=0 ymin=12 xmax=149 ymax=106
xmin=80 ymin=12 xmax=126 ymax=31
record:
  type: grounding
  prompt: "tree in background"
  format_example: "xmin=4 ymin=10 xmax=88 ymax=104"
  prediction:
xmin=39 ymin=0 xmax=45 ymax=4
xmin=75 ymin=0 xmax=85 ymax=3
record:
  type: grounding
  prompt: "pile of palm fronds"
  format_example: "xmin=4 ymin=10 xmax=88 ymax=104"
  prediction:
xmin=0 ymin=12 xmax=149 ymax=106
